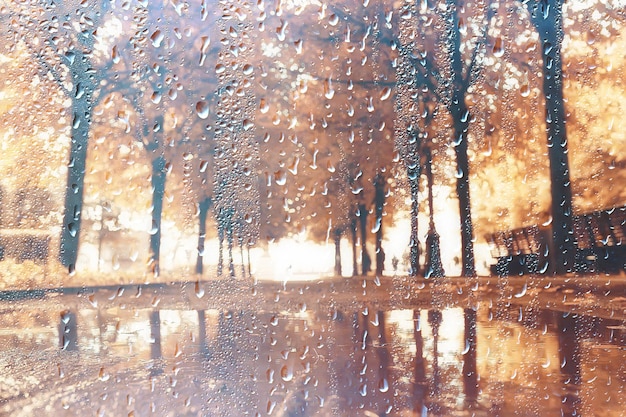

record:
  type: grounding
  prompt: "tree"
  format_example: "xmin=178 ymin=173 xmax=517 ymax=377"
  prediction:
xmin=0 ymin=1 xmax=122 ymax=271
xmin=250 ymin=0 xmax=398 ymax=276
xmin=523 ymin=0 xmax=575 ymax=273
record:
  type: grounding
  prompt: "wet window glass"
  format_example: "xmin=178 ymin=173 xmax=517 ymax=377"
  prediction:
xmin=0 ymin=0 xmax=625 ymax=415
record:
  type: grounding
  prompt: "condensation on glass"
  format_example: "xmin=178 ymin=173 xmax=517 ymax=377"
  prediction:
xmin=0 ymin=1 xmax=624 ymax=416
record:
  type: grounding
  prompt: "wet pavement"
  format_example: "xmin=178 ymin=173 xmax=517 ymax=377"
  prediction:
xmin=0 ymin=274 xmax=624 ymax=416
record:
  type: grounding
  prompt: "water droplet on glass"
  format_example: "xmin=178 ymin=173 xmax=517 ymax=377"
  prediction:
xmin=380 ymin=86 xmax=391 ymax=101
xmin=195 ymin=280 xmax=204 ymax=298
xmin=324 ymin=77 xmax=335 ymax=99
xmin=378 ymin=378 xmax=389 ymax=393
xmin=260 ymin=98 xmax=269 ymax=113
xmin=150 ymin=30 xmax=164 ymax=47
xmin=65 ymin=51 xmax=76 ymax=65
xmin=149 ymin=220 xmax=159 ymax=235
xmin=520 ymin=83 xmax=530 ymax=97
xmin=493 ymin=36 xmax=504 ymax=57
xmin=242 ymin=63 xmax=254 ymax=75
xmin=371 ymin=217 xmax=381 ymax=233
xmin=267 ymin=400 xmax=276 ymax=415
xmin=196 ymin=101 xmax=209 ymax=119
xmin=280 ymin=365 xmax=293 ymax=382
xmin=111 ymin=45 xmax=120 ymax=63
xmin=242 ymin=118 xmax=254 ymax=131
xmin=274 ymin=170 xmax=287 ymax=186
xmin=276 ymin=19 xmax=288 ymax=41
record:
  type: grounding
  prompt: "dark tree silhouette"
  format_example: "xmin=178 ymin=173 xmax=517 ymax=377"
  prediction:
xmin=195 ymin=197 xmax=213 ymax=275
xmin=524 ymin=0 xmax=575 ymax=273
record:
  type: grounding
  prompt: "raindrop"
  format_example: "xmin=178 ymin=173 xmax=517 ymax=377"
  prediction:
xmin=294 ymin=39 xmax=303 ymax=54
xmin=98 ymin=367 xmax=110 ymax=382
xmin=194 ymin=280 xmax=204 ymax=298
xmin=329 ymin=14 xmax=339 ymax=26
xmin=196 ymin=101 xmax=209 ymax=119
xmin=267 ymin=400 xmax=276 ymax=415
xmin=151 ymin=91 xmax=162 ymax=104
xmin=366 ymin=96 xmax=374 ymax=112
xmin=259 ymin=98 xmax=269 ymax=113
xmin=111 ymin=45 xmax=120 ymax=63
xmin=149 ymin=220 xmax=159 ymax=235
xmin=520 ymin=83 xmax=530 ymax=97
xmin=200 ymin=36 xmax=210 ymax=53
xmin=274 ymin=170 xmax=287 ymax=185
xmin=215 ymin=64 xmax=226 ymax=74
xmin=288 ymin=157 xmax=299 ymax=175
xmin=378 ymin=378 xmax=389 ymax=393
xmin=65 ymin=50 xmax=76 ymax=65
xmin=493 ymin=37 xmax=504 ymax=57
xmin=324 ymin=77 xmax=335 ymax=99
xmin=380 ymin=86 xmax=391 ymax=101
xmin=276 ymin=19 xmax=288 ymax=41
xmin=359 ymin=383 xmax=367 ymax=396
xmin=280 ymin=365 xmax=293 ymax=382
xmin=371 ymin=217 xmax=381 ymax=233
xmin=150 ymin=30 xmax=164 ymax=47
xmin=462 ymin=339 xmax=472 ymax=355
xmin=514 ymin=283 xmax=527 ymax=298
xmin=242 ymin=118 xmax=254 ymax=131
xmin=242 ymin=64 xmax=254 ymax=75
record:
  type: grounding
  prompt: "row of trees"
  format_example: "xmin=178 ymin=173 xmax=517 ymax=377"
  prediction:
xmin=0 ymin=0 xmax=624 ymax=278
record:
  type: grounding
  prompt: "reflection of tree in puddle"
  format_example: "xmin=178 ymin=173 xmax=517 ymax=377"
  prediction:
xmin=0 ymin=294 xmax=624 ymax=416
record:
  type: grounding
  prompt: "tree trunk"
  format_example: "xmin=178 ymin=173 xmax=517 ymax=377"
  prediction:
xmin=334 ymin=228 xmax=342 ymax=276
xmin=358 ymin=203 xmax=371 ymax=275
xmin=195 ymin=197 xmax=212 ymax=275
xmin=351 ymin=215 xmax=358 ymax=276
xmin=149 ymin=154 xmax=166 ymax=277
xmin=528 ymin=0 xmax=575 ymax=274
xmin=463 ymin=309 xmax=478 ymax=405
xmin=239 ymin=234 xmax=245 ymax=278
xmin=425 ymin=148 xmax=445 ymax=278
xmin=408 ymin=170 xmax=420 ymax=277
xmin=217 ymin=221 xmax=224 ymax=276
xmin=448 ymin=0 xmax=476 ymax=277
xmin=374 ymin=174 xmax=386 ymax=276
xmin=227 ymin=213 xmax=235 ymax=278
xmin=59 ymin=52 xmax=95 ymax=271
xmin=412 ymin=309 xmax=427 ymax=413
xmin=246 ymin=244 xmax=252 ymax=277
xmin=557 ymin=313 xmax=582 ymax=415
